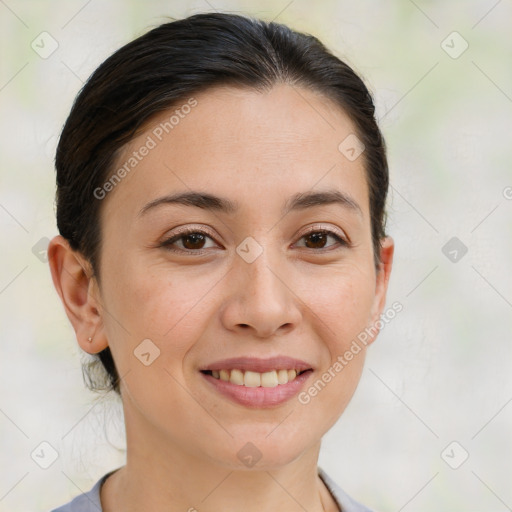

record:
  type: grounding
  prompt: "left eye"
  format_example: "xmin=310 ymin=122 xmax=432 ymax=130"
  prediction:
xmin=295 ymin=230 xmax=347 ymax=250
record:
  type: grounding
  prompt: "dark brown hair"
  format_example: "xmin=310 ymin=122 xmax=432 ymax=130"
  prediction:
xmin=55 ymin=12 xmax=389 ymax=396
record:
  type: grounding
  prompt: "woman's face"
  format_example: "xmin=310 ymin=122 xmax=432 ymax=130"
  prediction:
xmin=82 ymin=84 xmax=393 ymax=468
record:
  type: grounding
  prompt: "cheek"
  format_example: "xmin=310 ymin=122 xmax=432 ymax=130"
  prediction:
xmin=98 ymin=260 xmax=218 ymax=417
xmin=293 ymin=268 xmax=374 ymax=428
xmin=296 ymin=262 xmax=376 ymax=351
xmin=102 ymin=257 xmax=219 ymax=362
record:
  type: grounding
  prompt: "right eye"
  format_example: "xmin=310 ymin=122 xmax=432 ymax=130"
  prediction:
xmin=159 ymin=229 xmax=220 ymax=254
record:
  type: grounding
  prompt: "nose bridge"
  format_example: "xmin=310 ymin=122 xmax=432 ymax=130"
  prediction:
xmin=238 ymin=240 xmax=286 ymax=301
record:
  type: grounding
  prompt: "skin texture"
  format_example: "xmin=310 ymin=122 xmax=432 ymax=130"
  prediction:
xmin=48 ymin=83 xmax=394 ymax=512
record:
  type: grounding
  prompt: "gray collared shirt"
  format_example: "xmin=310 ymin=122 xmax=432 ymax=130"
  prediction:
xmin=49 ymin=467 xmax=375 ymax=512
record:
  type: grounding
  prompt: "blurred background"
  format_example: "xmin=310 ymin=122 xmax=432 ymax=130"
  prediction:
xmin=1 ymin=1 xmax=511 ymax=511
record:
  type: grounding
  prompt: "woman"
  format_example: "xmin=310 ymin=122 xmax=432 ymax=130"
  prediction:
xmin=48 ymin=12 xmax=394 ymax=512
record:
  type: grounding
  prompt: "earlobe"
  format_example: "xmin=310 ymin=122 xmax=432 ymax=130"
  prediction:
xmin=47 ymin=235 xmax=108 ymax=354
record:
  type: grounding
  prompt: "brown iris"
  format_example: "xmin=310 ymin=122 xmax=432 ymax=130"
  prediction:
xmin=181 ymin=233 xmax=207 ymax=249
xmin=304 ymin=232 xmax=328 ymax=249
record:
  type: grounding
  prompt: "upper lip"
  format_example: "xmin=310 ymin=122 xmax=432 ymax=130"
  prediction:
xmin=200 ymin=356 xmax=313 ymax=373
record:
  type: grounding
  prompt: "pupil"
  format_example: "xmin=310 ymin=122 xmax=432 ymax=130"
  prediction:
xmin=306 ymin=232 xmax=326 ymax=249
xmin=183 ymin=233 xmax=205 ymax=249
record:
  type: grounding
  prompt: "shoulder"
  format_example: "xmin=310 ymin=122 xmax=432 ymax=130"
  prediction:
xmin=318 ymin=466 xmax=376 ymax=512
xmin=49 ymin=470 xmax=117 ymax=512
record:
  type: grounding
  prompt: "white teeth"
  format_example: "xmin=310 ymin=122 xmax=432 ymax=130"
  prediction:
xmin=261 ymin=370 xmax=279 ymax=387
xmin=209 ymin=368 xmax=304 ymax=387
xmin=277 ymin=369 xmax=289 ymax=385
xmin=243 ymin=371 xmax=261 ymax=387
xmin=230 ymin=369 xmax=244 ymax=386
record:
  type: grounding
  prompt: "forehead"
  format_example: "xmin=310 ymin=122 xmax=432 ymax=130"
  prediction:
xmin=103 ymin=83 xmax=369 ymax=220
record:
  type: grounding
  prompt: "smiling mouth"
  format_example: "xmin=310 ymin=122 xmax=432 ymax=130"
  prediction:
xmin=200 ymin=368 xmax=312 ymax=387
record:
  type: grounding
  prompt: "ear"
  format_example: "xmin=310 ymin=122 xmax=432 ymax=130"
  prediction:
xmin=47 ymin=235 xmax=108 ymax=354
xmin=366 ymin=236 xmax=395 ymax=345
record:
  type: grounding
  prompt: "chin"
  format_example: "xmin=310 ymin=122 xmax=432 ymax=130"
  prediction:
xmin=203 ymin=433 xmax=312 ymax=471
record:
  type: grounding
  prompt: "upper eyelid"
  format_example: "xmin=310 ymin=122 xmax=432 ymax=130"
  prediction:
xmin=295 ymin=223 xmax=348 ymax=241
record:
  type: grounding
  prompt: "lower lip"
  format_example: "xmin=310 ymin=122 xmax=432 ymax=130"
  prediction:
xmin=201 ymin=370 xmax=313 ymax=408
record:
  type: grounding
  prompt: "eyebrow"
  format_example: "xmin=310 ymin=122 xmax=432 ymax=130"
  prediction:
xmin=138 ymin=189 xmax=363 ymax=218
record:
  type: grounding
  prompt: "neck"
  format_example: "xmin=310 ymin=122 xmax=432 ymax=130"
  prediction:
xmin=100 ymin=399 xmax=339 ymax=512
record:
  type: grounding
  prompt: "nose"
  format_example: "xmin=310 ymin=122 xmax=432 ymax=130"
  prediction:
xmin=219 ymin=245 xmax=302 ymax=339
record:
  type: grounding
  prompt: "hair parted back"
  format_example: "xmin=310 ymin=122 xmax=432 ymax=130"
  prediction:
xmin=55 ymin=12 xmax=389 ymax=397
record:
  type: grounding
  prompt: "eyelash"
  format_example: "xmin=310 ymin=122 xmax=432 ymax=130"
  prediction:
xmin=158 ymin=226 xmax=349 ymax=255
